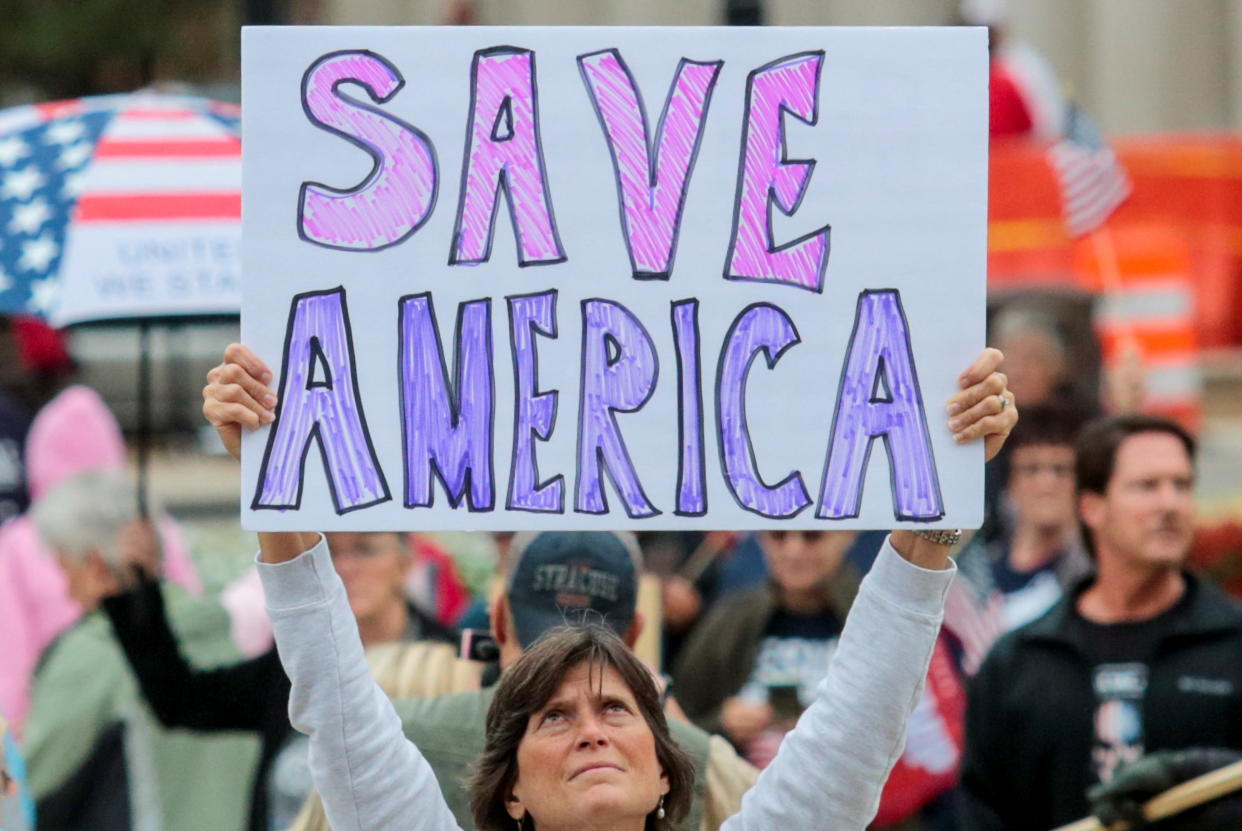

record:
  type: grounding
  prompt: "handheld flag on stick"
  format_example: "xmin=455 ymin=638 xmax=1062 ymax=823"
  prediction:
xmin=1048 ymin=103 xmax=1131 ymax=239
xmin=1048 ymin=103 xmax=1158 ymax=416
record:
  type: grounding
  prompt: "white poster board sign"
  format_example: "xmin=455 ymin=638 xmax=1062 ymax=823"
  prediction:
xmin=240 ymin=25 xmax=987 ymax=531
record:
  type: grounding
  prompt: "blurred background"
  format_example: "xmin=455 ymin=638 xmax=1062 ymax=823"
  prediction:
xmin=0 ymin=1 xmax=1235 ymax=528
xmin=0 ymin=0 xmax=1234 ymax=560
xmin=2 ymin=3 xmax=1242 ymax=830
xmin=0 ymin=0 xmax=1237 ymax=592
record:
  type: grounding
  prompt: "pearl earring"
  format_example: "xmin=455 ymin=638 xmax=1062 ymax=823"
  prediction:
xmin=657 ymin=795 xmax=666 ymax=820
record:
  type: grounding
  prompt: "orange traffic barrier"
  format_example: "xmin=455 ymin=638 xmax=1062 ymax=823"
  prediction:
xmin=988 ymin=135 xmax=1242 ymax=350
xmin=1074 ymin=225 xmax=1201 ymax=430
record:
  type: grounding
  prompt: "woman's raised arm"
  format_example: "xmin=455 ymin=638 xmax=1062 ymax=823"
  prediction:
xmin=722 ymin=349 xmax=1016 ymax=830
xmin=203 ymin=345 xmax=463 ymax=831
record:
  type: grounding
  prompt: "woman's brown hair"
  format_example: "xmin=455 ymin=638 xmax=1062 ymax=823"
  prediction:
xmin=470 ymin=624 xmax=695 ymax=831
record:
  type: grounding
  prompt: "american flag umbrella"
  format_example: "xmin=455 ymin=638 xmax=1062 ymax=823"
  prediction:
xmin=0 ymin=90 xmax=241 ymax=325
xmin=0 ymin=91 xmax=242 ymax=509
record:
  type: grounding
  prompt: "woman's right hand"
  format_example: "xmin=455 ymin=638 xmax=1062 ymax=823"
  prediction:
xmin=202 ymin=343 xmax=278 ymax=461
xmin=204 ymin=344 xmax=316 ymax=563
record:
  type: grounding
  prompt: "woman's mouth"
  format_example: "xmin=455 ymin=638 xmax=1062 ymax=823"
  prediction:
xmin=570 ymin=762 xmax=622 ymax=780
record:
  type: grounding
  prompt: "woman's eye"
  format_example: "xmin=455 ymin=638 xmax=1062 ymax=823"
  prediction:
xmin=541 ymin=710 xmax=563 ymax=724
xmin=605 ymin=702 xmax=629 ymax=715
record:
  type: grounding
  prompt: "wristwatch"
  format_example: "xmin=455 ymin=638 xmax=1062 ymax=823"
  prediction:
xmin=913 ymin=528 xmax=963 ymax=547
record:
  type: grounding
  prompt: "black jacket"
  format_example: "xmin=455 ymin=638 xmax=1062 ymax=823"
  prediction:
xmin=102 ymin=574 xmax=456 ymax=831
xmin=960 ymin=572 xmax=1242 ymax=831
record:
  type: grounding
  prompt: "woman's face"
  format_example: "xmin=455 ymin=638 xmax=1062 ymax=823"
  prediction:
xmin=507 ymin=662 xmax=668 ymax=830
xmin=325 ymin=532 xmax=410 ymax=623
xmin=996 ymin=328 xmax=1065 ymax=407
xmin=760 ymin=529 xmax=855 ymax=595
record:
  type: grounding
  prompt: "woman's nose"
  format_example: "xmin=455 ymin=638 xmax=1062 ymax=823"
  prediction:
xmin=576 ymin=714 xmax=609 ymax=748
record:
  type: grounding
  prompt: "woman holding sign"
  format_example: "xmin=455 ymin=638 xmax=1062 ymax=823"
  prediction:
xmin=203 ymin=344 xmax=1016 ymax=831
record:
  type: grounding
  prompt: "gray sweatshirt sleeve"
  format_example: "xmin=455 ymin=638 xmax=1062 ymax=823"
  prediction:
xmin=257 ymin=537 xmax=462 ymax=831
xmin=721 ymin=536 xmax=955 ymax=831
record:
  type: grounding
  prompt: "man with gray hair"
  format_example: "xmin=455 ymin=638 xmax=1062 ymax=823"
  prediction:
xmin=21 ymin=469 xmax=259 ymax=831
xmin=289 ymin=530 xmax=758 ymax=831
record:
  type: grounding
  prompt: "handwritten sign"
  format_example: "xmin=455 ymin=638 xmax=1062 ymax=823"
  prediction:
xmin=240 ymin=26 xmax=988 ymax=531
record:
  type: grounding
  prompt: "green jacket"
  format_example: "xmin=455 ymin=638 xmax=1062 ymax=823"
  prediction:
xmin=24 ymin=584 xmax=260 ymax=831
xmin=393 ymin=687 xmax=711 ymax=831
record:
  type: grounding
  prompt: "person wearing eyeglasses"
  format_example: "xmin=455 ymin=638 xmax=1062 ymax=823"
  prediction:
xmin=673 ymin=529 xmax=861 ymax=766
xmin=674 ymin=526 xmax=975 ymax=828
xmin=944 ymin=403 xmax=1091 ymax=675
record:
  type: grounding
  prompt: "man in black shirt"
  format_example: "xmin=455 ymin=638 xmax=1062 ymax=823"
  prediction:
xmin=960 ymin=414 xmax=1242 ymax=830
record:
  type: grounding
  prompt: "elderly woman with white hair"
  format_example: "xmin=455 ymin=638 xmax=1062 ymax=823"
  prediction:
xmin=36 ymin=468 xmax=462 ymax=831
xmin=22 ymin=469 xmax=258 ymax=831
xmin=29 ymin=470 xmax=161 ymax=613
xmin=0 ymin=385 xmax=203 ymax=737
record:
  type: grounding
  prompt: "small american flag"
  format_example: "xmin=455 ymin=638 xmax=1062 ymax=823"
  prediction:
xmin=1047 ymin=103 xmax=1131 ymax=238
xmin=942 ymin=577 xmax=1006 ymax=676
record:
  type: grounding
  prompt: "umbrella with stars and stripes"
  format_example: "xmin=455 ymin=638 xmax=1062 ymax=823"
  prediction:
xmin=0 ymin=90 xmax=242 ymax=511
xmin=0 ymin=90 xmax=240 ymax=326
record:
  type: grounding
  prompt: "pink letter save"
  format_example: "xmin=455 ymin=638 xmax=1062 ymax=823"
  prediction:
xmin=724 ymin=51 xmax=830 ymax=293
xmin=451 ymin=48 xmax=565 ymax=267
xmin=578 ymin=50 xmax=722 ymax=280
xmin=299 ymin=50 xmax=438 ymax=252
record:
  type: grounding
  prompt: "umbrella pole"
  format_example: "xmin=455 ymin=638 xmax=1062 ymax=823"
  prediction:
xmin=137 ymin=321 xmax=151 ymax=519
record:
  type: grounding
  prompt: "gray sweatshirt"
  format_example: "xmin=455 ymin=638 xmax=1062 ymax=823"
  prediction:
xmin=258 ymin=536 xmax=954 ymax=831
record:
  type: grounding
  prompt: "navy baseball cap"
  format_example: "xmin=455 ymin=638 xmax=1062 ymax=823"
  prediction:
xmin=506 ymin=531 xmax=641 ymax=649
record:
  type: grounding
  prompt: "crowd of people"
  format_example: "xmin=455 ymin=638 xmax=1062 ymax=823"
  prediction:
xmin=0 ymin=288 xmax=1232 ymax=829
xmin=0 ymin=304 xmax=1240 ymax=831
xmin=0 ymin=0 xmax=1237 ymax=827
xmin=0 ymin=301 xmax=1227 ymax=829
xmin=0 ymin=0 xmax=1216 ymax=828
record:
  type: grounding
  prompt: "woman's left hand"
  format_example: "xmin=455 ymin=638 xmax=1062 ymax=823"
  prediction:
xmin=946 ymin=347 xmax=1017 ymax=462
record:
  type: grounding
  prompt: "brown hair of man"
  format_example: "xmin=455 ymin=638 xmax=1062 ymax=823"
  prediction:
xmin=470 ymin=624 xmax=695 ymax=831
xmin=1074 ymin=413 xmax=1197 ymax=557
